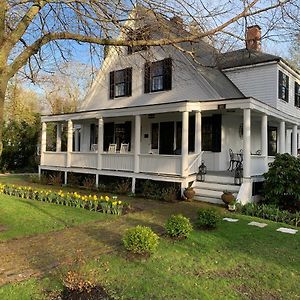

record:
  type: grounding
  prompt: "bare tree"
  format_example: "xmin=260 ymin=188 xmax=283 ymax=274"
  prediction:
xmin=0 ymin=0 xmax=299 ymax=153
xmin=38 ymin=62 xmax=93 ymax=114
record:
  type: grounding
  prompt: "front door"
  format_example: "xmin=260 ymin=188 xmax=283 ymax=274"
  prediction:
xmin=159 ymin=122 xmax=174 ymax=154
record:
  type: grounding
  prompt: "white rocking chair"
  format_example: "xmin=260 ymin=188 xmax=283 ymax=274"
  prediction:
xmin=108 ymin=143 xmax=117 ymax=153
xmin=120 ymin=143 xmax=129 ymax=153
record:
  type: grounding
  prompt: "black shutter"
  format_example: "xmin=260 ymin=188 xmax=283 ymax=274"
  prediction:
xmin=126 ymin=68 xmax=132 ymax=96
xmin=188 ymin=115 xmax=195 ymax=152
xmin=144 ymin=62 xmax=151 ymax=93
xmin=109 ymin=71 xmax=115 ymax=99
xmin=90 ymin=124 xmax=95 ymax=150
xmin=104 ymin=122 xmax=114 ymax=151
xmin=127 ymin=46 xmax=133 ymax=55
xmin=124 ymin=121 xmax=132 ymax=151
xmin=163 ymin=57 xmax=172 ymax=91
xmin=212 ymin=114 xmax=222 ymax=152
xmin=278 ymin=70 xmax=283 ymax=99
xmin=285 ymin=75 xmax=289 ymax=101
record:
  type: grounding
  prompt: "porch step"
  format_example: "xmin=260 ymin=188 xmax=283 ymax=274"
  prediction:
xmin=204 ymin=174 xmax=235 ymax=185
xmin=192 ymin=177 xmax=241 ymax=205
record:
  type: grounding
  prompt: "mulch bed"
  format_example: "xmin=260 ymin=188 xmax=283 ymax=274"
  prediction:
xmin=0 ymin=225 xmax=7 ymax=232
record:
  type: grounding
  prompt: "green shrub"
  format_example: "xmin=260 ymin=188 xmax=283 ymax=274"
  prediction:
xmin=196 ymin=208 xmax=220 ymax=229
xmin=263 ymin=153 xmax=300 ymax=211
xmin=165 ymin=214 xmax=193 ymax=239
xmin=122 ymin=225 xmax=159 ymax=254
xmin=239 ymin=203 xmax=300 ymax=227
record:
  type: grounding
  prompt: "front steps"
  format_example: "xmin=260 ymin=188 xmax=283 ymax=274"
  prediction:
xmin=192 ymin=174 xmax=240 ymax=205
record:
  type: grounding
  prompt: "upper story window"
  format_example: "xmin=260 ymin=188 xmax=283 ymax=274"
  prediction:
xmin=109 ymin=68 xmax=132 ymax=99
xmin=127 ymin=27 xmax=150 ymax=54
xmin=278 ymin=70 xmax=289 ymax=102
xmin=295 ymin=82 xmax=300 ymax=108
xmin=144 ymin=58 xmax=172 ymax=93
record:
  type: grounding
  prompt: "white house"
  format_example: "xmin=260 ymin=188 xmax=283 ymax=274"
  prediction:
xmin=39 ymin=10 xmax=300 ymax=204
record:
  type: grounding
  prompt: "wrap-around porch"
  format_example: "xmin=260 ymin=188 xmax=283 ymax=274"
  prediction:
xmin=40 ymin=99 xmax=300 ymax=193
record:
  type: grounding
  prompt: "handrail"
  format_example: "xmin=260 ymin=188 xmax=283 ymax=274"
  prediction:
xmin=186 ymin=151 xmax=204 ymax=171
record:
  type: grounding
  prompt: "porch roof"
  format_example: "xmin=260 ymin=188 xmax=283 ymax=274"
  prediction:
xmin=41 ymin=97 xmax=300 ymax=126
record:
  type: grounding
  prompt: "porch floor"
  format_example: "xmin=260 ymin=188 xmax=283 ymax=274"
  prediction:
xmin=206 ymin=170 xmax=234 ymax=177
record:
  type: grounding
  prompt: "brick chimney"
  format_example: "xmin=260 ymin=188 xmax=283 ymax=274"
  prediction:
xmin=246 ymin=25 xmax=261 ymax=51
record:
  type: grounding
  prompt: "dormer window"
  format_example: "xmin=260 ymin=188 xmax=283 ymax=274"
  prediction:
xmin=109 ymin=68 xmax=132 ymax=99
xmin=295 ymin=82 xmax=300 ymax=108
xmin=144 ymin=58 xmax=172 ymax=93
xmin=127 ymin=27 xmax=150 ymax=54
xmin=278 ymin=70 xmax=289 ymax=102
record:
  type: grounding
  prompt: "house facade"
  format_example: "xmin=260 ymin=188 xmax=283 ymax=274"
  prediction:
xmin=39 ymin=17 xmax=300 ymax=204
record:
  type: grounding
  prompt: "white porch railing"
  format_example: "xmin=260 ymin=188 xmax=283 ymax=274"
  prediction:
xmin=43 ymin=151 xmax=67 ymax=167
xmin=139 ymin=154 xmax=181 ymax=175
xmin=71 ymin=152 xmax=97 ymax=169
xmin=187 ymin=152 xmax=203 ymax=175
xmin=102 ymin=153 xmax=134 ymax=172
xmin=250 ymin=155 xmax=267 ymax=176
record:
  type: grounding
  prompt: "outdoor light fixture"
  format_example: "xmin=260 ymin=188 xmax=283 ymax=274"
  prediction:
xmin=197 ymin=161 xmax=207 ymax=182
xmin=234 ymin=163 xmax=243 ymax=185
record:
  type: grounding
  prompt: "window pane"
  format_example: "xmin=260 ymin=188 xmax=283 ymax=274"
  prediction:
xmin=152 ymin=76 xmax=163 ymax=91
xmin=115 ymin=70 xmax=125 ymax=83
xmin=115 ymin=83 xmax=126 ymax=97
xmin=151 ymin=123 xmax=159 ymax=149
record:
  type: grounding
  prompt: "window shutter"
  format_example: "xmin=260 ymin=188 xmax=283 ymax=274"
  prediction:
xmin=126 ymin=68 xmax=132 ymax=96
xmin=163 ymin=58 xmax=172 ymax=91
xmin=144 ymin=62 xmax=151 ymax=93
xmin=211 ymin=114 xmax=222 ymax=152
xmin=109 ymin=71 xmax=115 ymax=99
xmin=127 ymin=46 xmax=133 ymax=55
xmin=285 ymin=75 xmax=289 ymax=101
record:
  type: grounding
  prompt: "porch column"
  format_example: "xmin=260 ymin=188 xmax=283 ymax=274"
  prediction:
xmin=279 ymin=121 xmax=286 ymax=154
xmin=40 ymin=122 xmax=47 ymax=165
xmin=292 ymin=125 xmax=298 ymax=157
xmin=261 ymin=114 xmax=268 ymax=171
xmin=195 ymin=111 xmax=202 ymax=154
xmin=56 ymin=123 xmax=61 ymax=152
xmin=298 ymin=131 xmax=300 ymax=149
xmin=134 ymin=115 xmax=141 ymax=173
xmin=97 ymin=117 xmax=104 ymax=170
xmin=286 ymin=129 xmax=291 ymax=154
xmin=66 ymin=119 xmax=73 ymax=167
xmin=243 ymin=108 xmax=251 ymax=178
xmin=181 ymin=111 xmax=189 ymax=177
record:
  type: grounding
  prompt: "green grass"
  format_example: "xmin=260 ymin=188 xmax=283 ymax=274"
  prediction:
xmin=0 ymin=194 xmax=109 ymax=240
xmin=0 ymin=175 xmax=299 ymax=299
xmin=1 ymin=214 xmax=299 ymax=299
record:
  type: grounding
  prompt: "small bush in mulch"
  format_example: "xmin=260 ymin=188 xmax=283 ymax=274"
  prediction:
xmin=49 ymin=271 xmax=112 ymax=300
xmin=165 ymin=214 xmax=193 ymax=239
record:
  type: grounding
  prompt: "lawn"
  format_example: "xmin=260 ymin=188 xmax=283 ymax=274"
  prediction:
xmin=0 ymin=193 xmax=110 ymax=240
xmin=0 ymin=175 xmax=299 ymax=299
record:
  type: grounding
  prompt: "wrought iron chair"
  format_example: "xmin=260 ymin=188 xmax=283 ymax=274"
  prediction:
xmin=228 ymin=148 xmax=240 ymax=171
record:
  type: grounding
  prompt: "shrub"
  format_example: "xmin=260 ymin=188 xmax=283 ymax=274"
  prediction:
xmin=82 ymin=177 xmax=96 ymax=189
xmin=161 ymin=187 xmax=178 ymax=202
xmin=165 ymin=214 xmax=193 ymax=239
xmin=122 ymin=225 xmax=159 ymax=254
xmin=263 ymin=153 xmax=300 ymax=211
xmin=239 ymin=203 xmax=300 ymax=227
xmin=196 ymin=208 xmax=220 ymax=229
xmin=115 ymin=179 xmax=131 ymax=194
xmin=48 ymin=172 xmax=63 ymax=186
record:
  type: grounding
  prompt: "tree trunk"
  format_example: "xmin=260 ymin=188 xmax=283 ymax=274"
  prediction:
xmin=0 ymin=75 xmax=9 ymax=156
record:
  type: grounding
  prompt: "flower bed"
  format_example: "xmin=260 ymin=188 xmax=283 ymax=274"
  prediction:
xmin=0 ymin=184 xmax=126 ymax=215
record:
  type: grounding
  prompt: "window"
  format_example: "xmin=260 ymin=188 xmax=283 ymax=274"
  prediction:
xmin=109 ymin=68 xmax=132 ymax=99
xmin=127 ymin=27 xmax=150 ymax=54
xmin=103 ymin=122 xmax=132 ymax=151
xmin=295 ymin=82 xmax=300 ymax=108
xmin=278 ymin=70 xmax=289 ymax=101
xmin=268 ymin=126 xmax=277 ymax=156
xmin=144 ymin=58 xmax=172 ymax=93
xmin=201 ymin=115 xmax=222 ymax=152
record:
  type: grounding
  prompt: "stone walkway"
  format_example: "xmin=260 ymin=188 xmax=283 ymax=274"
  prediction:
xmin=223 ymin=217 xmax=298 ymax=234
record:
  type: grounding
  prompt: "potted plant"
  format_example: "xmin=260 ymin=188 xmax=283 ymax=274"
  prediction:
xmin=183 ymin=182 xmax=195 ymax=201
xmin=228 ymin=199 xmax=237 ymax=211
xmin=221 ymin=190 xmax=235 ymax=205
